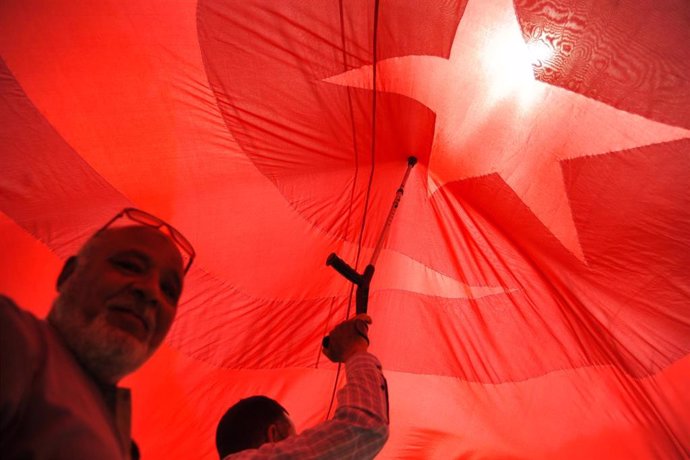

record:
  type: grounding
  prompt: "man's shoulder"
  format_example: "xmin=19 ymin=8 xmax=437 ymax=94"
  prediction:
xmin=0 ymin=294 xmax=46 ymax=354
xmin=0 ymin=294 xmax=41 ymax=324
xmin=0 ymin=294 xmax=20 ymax=309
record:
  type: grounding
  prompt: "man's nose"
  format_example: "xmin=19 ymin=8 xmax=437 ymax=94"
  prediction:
xmin=131 ymin=276 xmax=162 ymax=307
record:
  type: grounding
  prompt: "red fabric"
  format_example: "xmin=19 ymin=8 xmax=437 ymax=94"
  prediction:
xmin=1 ymin=0 xmax=688 ymax=458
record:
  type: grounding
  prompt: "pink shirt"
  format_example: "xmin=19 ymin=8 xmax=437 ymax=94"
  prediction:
xmin=225 ymin=352 xmax=390 ymax=459
xmin=0 ymin=297 xmax=133 ymax=459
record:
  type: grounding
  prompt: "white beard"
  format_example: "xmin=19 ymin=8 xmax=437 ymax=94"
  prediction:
xmin=50 ymin=306 xmax=152 ymax=383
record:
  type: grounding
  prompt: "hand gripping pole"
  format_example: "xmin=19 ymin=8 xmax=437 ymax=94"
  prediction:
xmin=323 ymin=156 xmax=417 ymax=348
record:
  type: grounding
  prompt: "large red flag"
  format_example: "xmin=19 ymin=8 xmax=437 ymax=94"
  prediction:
xmin=1 ymin=0 xmax=688 ymax=458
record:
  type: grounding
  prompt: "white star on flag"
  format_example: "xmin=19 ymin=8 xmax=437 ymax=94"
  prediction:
xmin=325 ymin=0 xmax=690 ymax=260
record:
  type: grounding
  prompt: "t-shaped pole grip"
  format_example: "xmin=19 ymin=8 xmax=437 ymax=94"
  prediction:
xmin=326 ymin=253 xmax=374 ymax=315
xmin=322 ymin=156 xmax=417 ymax=349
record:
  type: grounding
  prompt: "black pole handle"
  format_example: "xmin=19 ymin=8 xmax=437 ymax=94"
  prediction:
xmin=323 ymin=156 xmax=416 ymax=349
xmin=322 ymin=258 xmax=375 ymax=348
xmin=326 ymin=253 xmax=362 ymax=285
xmin=355 ymin=265 xmax=375 ymax=315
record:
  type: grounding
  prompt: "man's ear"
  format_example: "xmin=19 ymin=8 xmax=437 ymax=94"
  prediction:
xmin=266 ymin=423 xmax=280 ymax=443
xmin=56 ymin=256 xmax=78 ymax=290
xmin=266 ymin=418 xmax=293 ymax=444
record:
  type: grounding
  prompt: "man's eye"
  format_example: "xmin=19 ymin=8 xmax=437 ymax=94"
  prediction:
xmin=161 ymin=282 xmax=179 ymax=303
xmin=112 ymin=259 xmax=144 ymax=273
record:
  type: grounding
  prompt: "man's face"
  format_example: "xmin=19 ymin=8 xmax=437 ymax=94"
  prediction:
xmin=50 ymin=226 xmax=184 ymax=383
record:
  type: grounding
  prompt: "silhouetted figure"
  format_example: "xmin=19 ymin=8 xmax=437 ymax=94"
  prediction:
xmin=216 ymin=314 xmax=389 ymax=459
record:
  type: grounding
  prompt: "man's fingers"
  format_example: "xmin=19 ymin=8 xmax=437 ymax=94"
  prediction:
xmin=354 ymin=320 xmax=370 ymax=344
xmin=321 ymin=314 xmax=372 ymax=362
xmin=354 ymin=314 xmax=372 ymax=324
xmin=321 ymin=344 xmax=334 ymax=361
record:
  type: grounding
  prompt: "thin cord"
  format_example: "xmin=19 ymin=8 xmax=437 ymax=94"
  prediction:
xmin=325 ymin=0 xmax=381 ymax=420
xmin=316 ymin=0 xmax=362 ymax=370
xmin=349 ymin=0 xmax=380 ymax=319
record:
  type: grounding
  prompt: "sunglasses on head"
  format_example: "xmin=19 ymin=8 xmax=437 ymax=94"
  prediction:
xmin=98 ymin=208 xmax=195 ymax=274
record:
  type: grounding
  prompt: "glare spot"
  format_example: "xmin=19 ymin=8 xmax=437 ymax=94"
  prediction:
xmin=478 ymin=26 xmax=549 ymax=110
xmin=527 ymin=39 xmax=554 ymax=66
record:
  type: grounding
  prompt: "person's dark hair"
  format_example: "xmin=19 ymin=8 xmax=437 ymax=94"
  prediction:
xmin=216 ymin=395 xmax=289 ymax=458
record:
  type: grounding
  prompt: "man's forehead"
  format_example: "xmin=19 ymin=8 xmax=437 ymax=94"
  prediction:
xmin=83 ymin=226 xmax=184 ymax=267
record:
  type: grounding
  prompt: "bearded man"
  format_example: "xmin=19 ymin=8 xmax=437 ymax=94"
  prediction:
xmin=0 ymin=208 xmax=194 ymax=460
